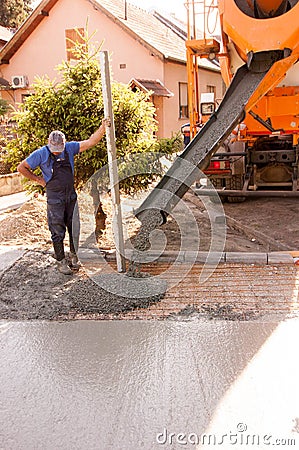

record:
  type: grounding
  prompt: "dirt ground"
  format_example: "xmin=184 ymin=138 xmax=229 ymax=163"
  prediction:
xmin=0 ymin=189 xmax=298 ymax=320
xmin=0 ymin=250 xmax=163 ymax=320
xmin=223 ymin=196 xmax=299 ymax=250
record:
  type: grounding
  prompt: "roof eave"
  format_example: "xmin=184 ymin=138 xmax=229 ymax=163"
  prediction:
xmin=87 ymin=0 xmax=165 ymax=61
xmin=164 ymin=56 xmax=186 ymax=65
xmin=129 ymin=77 xmax=174 ymax=97
xmin=0 ymin=0 xmax=216 ymax=70
xmin=165 ymin=55 xmax=220 ymax=72
xmin=0 ymin=0 xmax=59 ymax=65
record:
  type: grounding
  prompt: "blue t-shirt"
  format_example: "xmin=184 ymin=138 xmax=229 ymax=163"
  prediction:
xmin=26 ymin=141 xmax=80 ymax=183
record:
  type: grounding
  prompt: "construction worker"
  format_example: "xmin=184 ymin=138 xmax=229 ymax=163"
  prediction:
xmin=17 ymin=118 xmax=111 ymax=274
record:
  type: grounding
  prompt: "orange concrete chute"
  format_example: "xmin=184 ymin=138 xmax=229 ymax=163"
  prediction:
xmin=135 ymin=0 xmax=299 ymax=220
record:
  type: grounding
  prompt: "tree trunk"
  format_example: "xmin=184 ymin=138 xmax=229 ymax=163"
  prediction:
xmin=90 ymin=177 xmax=106 ymax=242
xmin=95 ymin=202 xmax=107 ymax=241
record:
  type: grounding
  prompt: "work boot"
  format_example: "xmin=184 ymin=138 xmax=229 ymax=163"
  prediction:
xmin=57 ymin=258 xmax=73 ymax=275
xmin=69 ymin=252 xmax=81 ymax=270
xmin=53 ymin=241 xmax=65 ymax=261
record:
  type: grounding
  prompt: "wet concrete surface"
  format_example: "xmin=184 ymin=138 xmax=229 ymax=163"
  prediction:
xmin=1 ymin=318 xmax=299 ymax=449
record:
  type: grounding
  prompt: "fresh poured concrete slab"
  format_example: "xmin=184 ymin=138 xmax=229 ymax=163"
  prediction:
xmin=0 ymin=191 xmax=29 ymax=213
xmin=1 ymin=319 xmax=298 ymax=449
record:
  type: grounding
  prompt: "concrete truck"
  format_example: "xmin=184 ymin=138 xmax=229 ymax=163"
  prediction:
xmin=186 ymin=0 xmax=299 ymax=201
xmin=135 ymin=0 xmax=299 ymax=224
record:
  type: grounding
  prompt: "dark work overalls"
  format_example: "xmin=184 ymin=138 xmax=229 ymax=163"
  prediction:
xmin=46 ymin=148 xmax=79 ymax=261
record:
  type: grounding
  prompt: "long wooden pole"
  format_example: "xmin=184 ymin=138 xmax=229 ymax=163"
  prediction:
xmin=100 ymin=51 xmax=126 ymax=273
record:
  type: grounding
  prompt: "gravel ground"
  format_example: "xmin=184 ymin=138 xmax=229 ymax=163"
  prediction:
xmin=0 ymin=251 xmax=164 ymax=320
xmin=0 ymin=189 xmax=298 ymax=320
xmin=223 ymin=196 xmax=299 ymax=250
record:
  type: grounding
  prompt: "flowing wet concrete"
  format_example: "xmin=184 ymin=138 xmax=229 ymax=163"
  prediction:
xmin=1 ymin=319 xmax=299 ymax=449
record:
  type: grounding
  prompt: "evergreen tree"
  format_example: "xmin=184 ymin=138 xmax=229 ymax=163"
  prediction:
xmin=0 ymin=0 xmax=33 ymax=28
xmin=6 ymin=29 xmax=182 ymax=194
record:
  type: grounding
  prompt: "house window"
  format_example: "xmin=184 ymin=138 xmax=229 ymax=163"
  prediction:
xmin=179 ymin=82 xmax=188 ymax=119
xmin=65 ymin=28 xmax=85 ymax=61
xmin=207 ymin=85 xmax=216 ymax=95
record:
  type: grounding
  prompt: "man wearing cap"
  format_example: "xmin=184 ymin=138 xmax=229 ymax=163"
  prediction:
xmin=17 ymin=118 xmax=111 ymax=274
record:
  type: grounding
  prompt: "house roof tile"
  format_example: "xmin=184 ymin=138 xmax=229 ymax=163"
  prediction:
xmin=95 ymin=0 xmax=186 ymax=62
xmin=94 ymin=0 xmax=218 ymax=70
xmin=0 ymin=0 xmax=219 ymax=72
xmin=129 ymin=78 xmax=174 ymax=97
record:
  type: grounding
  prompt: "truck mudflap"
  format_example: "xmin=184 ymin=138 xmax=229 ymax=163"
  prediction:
xmin=135 ymin=55 xmax=280 ymax=225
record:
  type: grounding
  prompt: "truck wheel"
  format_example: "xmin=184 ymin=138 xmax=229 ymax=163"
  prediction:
xmin=226 ymin=175 xmax=245 ymax=203
xmin=209 ymin=178 xmax=227 ymax=203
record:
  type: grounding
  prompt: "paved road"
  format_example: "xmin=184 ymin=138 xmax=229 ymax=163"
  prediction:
xmin=0 ymin=246 xmax=25 ymax=273
xmin=0 ymin=192 xmax=28 ymax=271
xmin=0 ymin=191 xmax=28 ymax=213
xmin=0 ymin=319 xmax=298 ymax=449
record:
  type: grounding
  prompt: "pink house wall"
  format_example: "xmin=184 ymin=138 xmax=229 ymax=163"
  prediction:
xmin=0 ymin=0 xmax=222 ymax=138
xmin=163 ymin=61 xmax=223 ymax=137
xmin=1 ymin=0 xmax=164 ymax=99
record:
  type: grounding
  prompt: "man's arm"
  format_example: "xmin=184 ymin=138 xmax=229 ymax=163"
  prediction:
xmin=79 ymin=117 xmax=111 ymax=153
xmin=17 ymin=160 xmax=46 ymax=187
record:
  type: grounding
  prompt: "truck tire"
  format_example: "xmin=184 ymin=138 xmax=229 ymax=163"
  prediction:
xmin=226 ymin=175 xmax=245 ymax=203
xmin=209 ymin=178 xmax=227 ymax=203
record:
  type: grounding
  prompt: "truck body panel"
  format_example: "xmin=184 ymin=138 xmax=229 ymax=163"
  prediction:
xmin=135 ymin=0 xmax=299 ymax=223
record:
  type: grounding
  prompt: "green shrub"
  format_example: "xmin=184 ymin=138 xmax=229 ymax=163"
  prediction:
xmin=6 ymin=29 xmax=182 ymax=194
xmin=0 ymin=98 xmax=10 ymax=117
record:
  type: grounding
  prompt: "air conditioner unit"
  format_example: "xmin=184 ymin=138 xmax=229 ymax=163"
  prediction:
xmin=11 ymin=75 xmax=29 ymax=88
